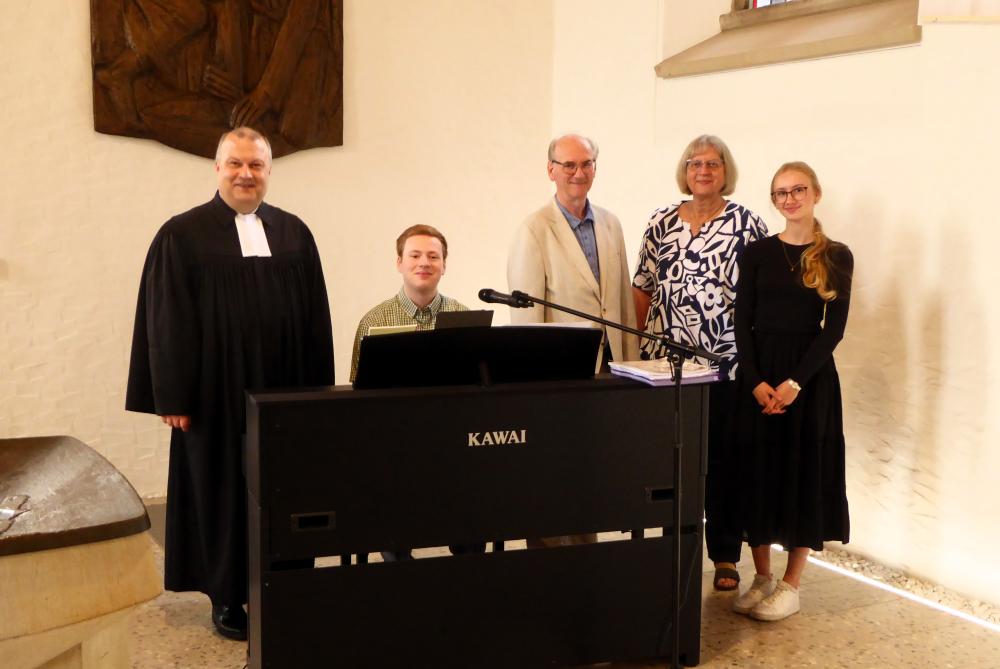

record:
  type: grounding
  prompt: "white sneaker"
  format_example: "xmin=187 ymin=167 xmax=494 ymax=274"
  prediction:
xmin=732 ymin=573 xmax=774 ymax=615
xmin=750 ymin=580 xmax=800 ymax=621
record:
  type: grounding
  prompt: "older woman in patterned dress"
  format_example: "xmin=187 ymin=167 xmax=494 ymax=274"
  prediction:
xmin=632 ymin=135 xmax=768 ymax=591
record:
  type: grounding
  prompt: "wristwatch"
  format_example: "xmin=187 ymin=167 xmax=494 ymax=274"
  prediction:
xmin=787 ymin=379 xmax=802 ymax=392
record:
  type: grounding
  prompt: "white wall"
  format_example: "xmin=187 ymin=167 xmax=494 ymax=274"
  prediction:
xmin=552 ymin=0 xmax=1000 ymax=606
xmin=4 ymin=0 xmax=999 ymax=609
xmin=0 ymin=0 xmax=554 ymax=495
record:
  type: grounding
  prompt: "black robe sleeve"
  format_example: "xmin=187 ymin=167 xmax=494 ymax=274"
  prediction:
xmin=125 ymin=224 xmax=201 ymax=416
xmin=303 ymin=227 xmax=335 ymax=386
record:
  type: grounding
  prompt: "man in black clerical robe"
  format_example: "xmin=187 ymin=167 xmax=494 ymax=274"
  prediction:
xmin=125 ymin=127 xmax=334 ymax=641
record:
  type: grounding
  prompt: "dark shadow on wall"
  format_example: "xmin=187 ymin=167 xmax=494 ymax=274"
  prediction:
xmin=836 ymin=194 xmax=919 ymax=524
xmin=837 ymin=193 xmax=988 ymax=579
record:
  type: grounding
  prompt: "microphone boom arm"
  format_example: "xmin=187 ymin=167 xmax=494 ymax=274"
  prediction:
xmin=508 ymin=290 xmax=721 ymax=363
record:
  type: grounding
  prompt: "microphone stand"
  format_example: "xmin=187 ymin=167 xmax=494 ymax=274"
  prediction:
xmin=496 ymin=290 xmax=721 ymax=669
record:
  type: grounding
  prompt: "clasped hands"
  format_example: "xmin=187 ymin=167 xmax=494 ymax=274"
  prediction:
xmin=161 ymin=415 xmax=191 ymax=432
xmin=752 ymin=380 xmax=799 ymax=415
xmin=202 ymin=64 xmax=274 ymax=128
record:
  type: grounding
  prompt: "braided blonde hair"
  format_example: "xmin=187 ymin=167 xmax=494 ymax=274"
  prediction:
xmin=772 ymin=161 xmax=838 ymax=301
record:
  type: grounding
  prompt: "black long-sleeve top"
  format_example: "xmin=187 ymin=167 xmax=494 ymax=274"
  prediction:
xmin=734 ymin=235 xmax=853 ymax=389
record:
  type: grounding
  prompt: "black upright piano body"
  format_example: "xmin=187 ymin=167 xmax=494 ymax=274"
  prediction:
xmin=246 ymin=375 xmax=709 ymax=667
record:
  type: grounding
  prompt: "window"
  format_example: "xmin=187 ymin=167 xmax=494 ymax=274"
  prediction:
xmin=656 ymin=0 xmax=921 ymax=79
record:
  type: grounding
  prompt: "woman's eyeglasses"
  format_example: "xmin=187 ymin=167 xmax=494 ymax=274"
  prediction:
xmin=771 ymin=185 xmax=809 ymax=204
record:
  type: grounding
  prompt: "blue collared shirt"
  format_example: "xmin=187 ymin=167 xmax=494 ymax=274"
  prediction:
xmin=555 ymin=197 xmax=600 ymax=282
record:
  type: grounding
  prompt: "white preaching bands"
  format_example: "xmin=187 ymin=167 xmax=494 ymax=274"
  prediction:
xmin=234 ymin=212 xmax=272 ymax=258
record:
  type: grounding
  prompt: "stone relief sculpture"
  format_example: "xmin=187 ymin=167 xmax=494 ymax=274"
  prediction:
xmin=91 ymin=0 xmax=343 ymax=158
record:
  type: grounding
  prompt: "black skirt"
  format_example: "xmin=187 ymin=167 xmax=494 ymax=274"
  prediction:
xmin=736 ymin=330 xmax=850 ymax=551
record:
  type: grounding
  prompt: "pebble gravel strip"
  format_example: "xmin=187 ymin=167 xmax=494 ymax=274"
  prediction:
xmin=814 ymin=548 xmax=1000 ymax=626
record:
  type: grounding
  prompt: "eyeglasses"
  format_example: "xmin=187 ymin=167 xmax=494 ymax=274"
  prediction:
xmin=686 ymin=159 xmax=724 ymax=171
xmin=550 ymin=159 xmax=596 ymax=174
xmin=771 ymin=185 xmax=809 ymax=204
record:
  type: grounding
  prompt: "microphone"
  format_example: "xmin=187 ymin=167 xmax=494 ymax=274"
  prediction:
xmin=478 ymin=288 xmax=532 ymax=308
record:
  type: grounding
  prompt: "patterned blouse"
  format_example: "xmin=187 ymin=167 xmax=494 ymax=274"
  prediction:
xmin=632 ymin=201 xmax=768 ymax=375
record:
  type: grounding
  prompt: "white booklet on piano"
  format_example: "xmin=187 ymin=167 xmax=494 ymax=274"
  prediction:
xmin=609 ymin=359 xmax=717 ymax=386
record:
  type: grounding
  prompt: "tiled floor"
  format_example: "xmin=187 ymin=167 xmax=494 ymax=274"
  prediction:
xmin=133 ymin=504 xmax=1000 ymax=668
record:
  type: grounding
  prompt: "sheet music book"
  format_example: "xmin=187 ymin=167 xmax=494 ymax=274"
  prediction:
xmin=609 ymin=359 xmax=719 ymax=386
xmin=368 ymin=323 xmax=419 ymax=336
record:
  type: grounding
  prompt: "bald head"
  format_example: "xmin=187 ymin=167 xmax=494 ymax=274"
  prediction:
xmin=547 ymin=134 xmax=599 ymax=162
xmin=215 ymin=127 xmax=272 ymax=165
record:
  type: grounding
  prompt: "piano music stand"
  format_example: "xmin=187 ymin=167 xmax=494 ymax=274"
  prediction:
xmin=353 ymin=325 xmax=602 ymax=389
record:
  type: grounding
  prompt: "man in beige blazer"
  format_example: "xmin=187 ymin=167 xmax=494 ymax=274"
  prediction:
xmin=508 ymin=134 xmax=640 ymax=370
xmin=508 ymin=135 xmax=639 ymax=548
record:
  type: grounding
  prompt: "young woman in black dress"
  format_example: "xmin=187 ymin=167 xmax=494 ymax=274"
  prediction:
xmin=731 ymin=162 xmax=854 ymax=621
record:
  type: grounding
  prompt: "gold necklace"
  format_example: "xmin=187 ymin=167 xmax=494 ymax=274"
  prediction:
xmin=780 ymin=239 xmax=802 ymax=273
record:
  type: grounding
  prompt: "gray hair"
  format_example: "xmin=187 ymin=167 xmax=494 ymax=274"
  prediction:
xmin=547 ymin=134 xmax=600 ymax=161
xmin=215 ymin=126 xmax=273 ymax=164
xmin=675 ymin=134 xmax=738 ymax=196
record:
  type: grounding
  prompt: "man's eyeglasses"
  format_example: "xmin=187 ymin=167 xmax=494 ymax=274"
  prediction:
xmin=771 ymin=185 xmax=809 ymax=204
xmin=686 ymin=159 xmax=724 ymax=171
xmin=551 ymin=159 xmax=596 ymax=175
